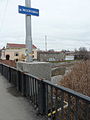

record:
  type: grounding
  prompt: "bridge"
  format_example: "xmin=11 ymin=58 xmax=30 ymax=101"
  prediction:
xmin=0 ymin=71 xmax=45 ymax=120
xmin=0 ymin=63 xmax=90 ymax=120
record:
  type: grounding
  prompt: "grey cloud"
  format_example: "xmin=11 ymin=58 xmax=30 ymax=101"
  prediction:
xmin=0 ymin=0 xmax=90 ymax=50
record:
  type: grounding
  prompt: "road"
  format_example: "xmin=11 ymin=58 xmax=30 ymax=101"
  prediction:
xmin=0 ymin=74 xmax=45 ymax=120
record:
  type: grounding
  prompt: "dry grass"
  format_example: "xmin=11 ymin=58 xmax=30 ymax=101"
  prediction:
xmin=59 ymin=60 xmax=90 ymax=96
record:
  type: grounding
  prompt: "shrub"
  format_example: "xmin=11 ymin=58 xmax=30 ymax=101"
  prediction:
xmin=59 ymin=60 xmax=90 ymax=96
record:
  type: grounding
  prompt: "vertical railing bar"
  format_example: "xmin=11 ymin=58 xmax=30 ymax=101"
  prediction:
xmin=12 ymin=69 xmax=13 ymax=84
xmin=12 ymin=69 xmax=14 ymax=84
xmin=22 ymin=72 xmax=24 ymax=95
xmin=12 ymin=68 xmax=13 ymax=84
xmin=21 ymin=73 xmax=24 ymax=95
xmin=86 ymin=102 xmax=89 ymax=120
xmin=7 ymin=66 xmax=8 ymax=80
xmin=3 ymin=65 xmax=4 ymax=77
xmin=31 ymin=77 xmax=33 ymax=101
xmin=17 ymin=70 xmax=19 ymax=91
xmin=11 ymin=68 xmax=12 ymax=84
xmin=19 ymin=71 xmax=22 ymax=92
xmin=32 ymin=78 xmax=35 ymax=104
xmin=29 ymin=76 xmax=32 ymax=100
xmin=36 ymin=80 xmax=38 ymax=107
xmin=21 ymin=72 xmax=23 ymax=93
xmin=33 ymin=78 xmax=35 ymax=106
xmin=55 ymin=88 xmax=58 ymax=119
xmin=34 ymin=78 xmax=37 ymax=107
xmin=6 ymin=66 xmax=7 ymax=79
xmin=15 ymin=69 xmax=17 ymax=86
xmin=25 ymin=74 xmax=27 ymax=97
xmin=28 ymin=75 xmax=30 ymax=98
xmin=3 ymin=65 xmax=4 ymax=76
xmin=66 ymin=94 xmax=71 ymax=120
xmin=27 ymin=75 xmax=29 ymax=97
xmin=37 ymin=80 xmax=40 ymax=108
xmin=74 ymin=98 xmax=79 ymax=120
xmin=1 ymin=64 xmax=3 ymax=75
xmin=45 ymin=84 xmax=48 ymax=118
xmin=51 ymin=86 xmax=53 ymax=120
xmin=31 ymin=77 xmax=34 ymax=103
xmin=26 ymin=75 xmax=28 ymax=97
xmin=9 ymin=67 xmax=11 ymax=83
xmin=61 ymin=91 xmax=64 ymax=120
xmin=7 ymin=66 xmax=8 ymax=78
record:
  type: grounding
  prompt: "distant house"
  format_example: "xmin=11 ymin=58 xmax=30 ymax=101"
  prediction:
xmin=37 ymin=51 xmax=65 ymax=62
xmin=65 ymin=55 xmax=74 ymax=60
xmin=65 ymin=51 xmax=75 ymax=60
xmin=1 ymin=43 xmax=37 ymax=61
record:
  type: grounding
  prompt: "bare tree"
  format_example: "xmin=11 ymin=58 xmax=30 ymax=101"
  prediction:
xmin=74 ymin=47 xmax=89 ymax=60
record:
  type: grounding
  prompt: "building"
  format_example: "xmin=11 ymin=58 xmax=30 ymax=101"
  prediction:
xmin=65 ymin=51 xmax=75 ymax=60
xmin=1 ymin=43 xmax=37 ymax=61
xmin=37 ymin=51 xmax=65 ymax=62
xmin=65 ymin=55 xmax=74 ymax=60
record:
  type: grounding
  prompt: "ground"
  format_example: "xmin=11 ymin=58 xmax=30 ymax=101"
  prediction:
xmin=0 ymin=74 xmax=46 ymax=120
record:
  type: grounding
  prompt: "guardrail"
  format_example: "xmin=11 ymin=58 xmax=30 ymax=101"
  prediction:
xmin=0 ymin=63 xmax=90 ymax=120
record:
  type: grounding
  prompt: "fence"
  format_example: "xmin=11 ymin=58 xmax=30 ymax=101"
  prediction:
xmin=0 ymin=63 xmax=90 ymax=120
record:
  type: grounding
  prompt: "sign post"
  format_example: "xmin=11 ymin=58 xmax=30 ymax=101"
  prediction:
xmin=25 ymin=0 xmax=32 ymax=62
xmin=18 ymin=0 xmax=39 ymax=62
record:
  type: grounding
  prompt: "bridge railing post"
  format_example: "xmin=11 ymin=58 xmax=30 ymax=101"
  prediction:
xmin=1 ymin=64 xmax=3 ymax=75
xmin=38 ymin=81 xmax=48 ymax=115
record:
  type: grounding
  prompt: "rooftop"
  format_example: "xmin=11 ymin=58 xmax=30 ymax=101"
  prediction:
xmin=6 ymin=43 xmax=37 ymax=49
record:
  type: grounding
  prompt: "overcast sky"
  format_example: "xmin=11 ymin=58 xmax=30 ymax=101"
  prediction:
xmin=0 ymin=0 xmax=90 ymax=51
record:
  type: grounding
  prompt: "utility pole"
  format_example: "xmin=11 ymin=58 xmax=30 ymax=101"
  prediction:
xmin=25 ymin=0 xmax=32 ymax=62
xmin=45 ymin=35 xmax=47 ymax=51
xmin=19 ymin=0 xmax=39 ymax=61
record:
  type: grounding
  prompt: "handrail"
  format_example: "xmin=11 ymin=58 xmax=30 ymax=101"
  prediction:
xmin=0 ymin=63 xmax=90 ymax=120
xmin=43 ymin=80 xmax=90 ymax=102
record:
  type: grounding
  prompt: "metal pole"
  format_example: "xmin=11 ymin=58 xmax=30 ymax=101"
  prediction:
xmin=45 ymin=35 xmax=47 ymax=51
xmin=25 ymin=0 xmax=33 ymax=62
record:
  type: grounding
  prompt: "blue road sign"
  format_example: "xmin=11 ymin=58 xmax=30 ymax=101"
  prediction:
xmin=18 ymin=5 xmax=39 ymax=16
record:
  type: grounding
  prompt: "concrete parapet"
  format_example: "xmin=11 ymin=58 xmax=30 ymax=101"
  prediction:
xmin=16 ymin=61 xmax=51 ymax=81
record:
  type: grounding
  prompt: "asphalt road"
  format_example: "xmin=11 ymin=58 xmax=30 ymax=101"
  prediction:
xmin=0 ymin=74 xmax=45 ymax=120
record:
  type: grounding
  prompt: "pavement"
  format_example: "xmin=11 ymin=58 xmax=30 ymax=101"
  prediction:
xmin=0 ymin=74 xmax=46 ymax=120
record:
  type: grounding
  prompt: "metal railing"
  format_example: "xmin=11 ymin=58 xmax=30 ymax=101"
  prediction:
xmin=0 ymin=63 xmax=90 ymax=120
